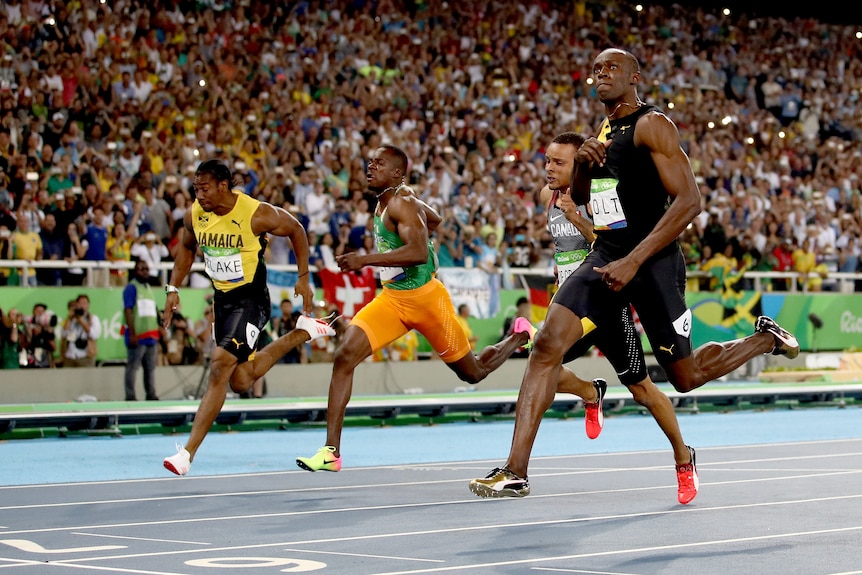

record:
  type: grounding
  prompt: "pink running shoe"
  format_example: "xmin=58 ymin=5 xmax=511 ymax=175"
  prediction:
xmin=676 ymin=445 xmax=699 ymax=504
xmin=512 ymin=316 xmax=537 ymax=350
xmin=584 ymin=378 xmax=607 ymax=440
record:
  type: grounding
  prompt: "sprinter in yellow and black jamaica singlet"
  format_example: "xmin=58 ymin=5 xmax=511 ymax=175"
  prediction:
xmin=193 ymin=192 xmax=266 ymax=293
xmin=294 ymin=145 xmax=533 ymax=474
xmin=160 ymin=159 xmax=338 ymax=478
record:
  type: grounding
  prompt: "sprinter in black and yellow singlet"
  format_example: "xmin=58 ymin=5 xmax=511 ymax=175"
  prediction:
xmin=161 ymin=159 xmax=337 ymax=476
xmin=296 ymin=144 xmax=532 ymax=473
xmin=473 ymin=132 xmax=698 ymax=504
xmin=484 ymin=48 xmax=800 ymax=503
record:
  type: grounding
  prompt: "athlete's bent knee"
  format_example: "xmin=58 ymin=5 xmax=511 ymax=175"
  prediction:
xmin=455 ymin=368 xmax=483 ymax=385
xmin=663 ymin=362 xmax=701 ymax=393
xmin=628 ymin=382 xmax=654 ymax=407
xmin=532 ymin=329 xmax=566 ymax=362
xmin=667 ymin=376 xmax=698 ymax=393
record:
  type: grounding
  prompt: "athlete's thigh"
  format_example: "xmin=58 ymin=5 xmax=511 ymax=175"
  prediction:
xmin=627 ymin=249 xmax=692 ymax=365
xmin=349 ymin=292 xmax=408 ymax=354
xmin=403 ymin=280 xmax=472 ymax=363
xmin=214 ymin=296 xmax=270 ymax=363
xmin=583 ymin=304 xmax=648 ymax=386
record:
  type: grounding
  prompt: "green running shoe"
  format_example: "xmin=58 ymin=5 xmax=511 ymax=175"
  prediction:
xmin=296 ymin=446 xmax=342 ymax=472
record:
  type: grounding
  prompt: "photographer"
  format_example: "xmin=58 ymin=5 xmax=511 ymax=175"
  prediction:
xmin=23 ymin=303 xmax=57 ymax=368
xmin=0 ymin=306 xmax=21 ymax=370
xmin=162 ymin=311 xmax=199 ymax=367
xmin=60 ymin=294 xmax=101 ymax=367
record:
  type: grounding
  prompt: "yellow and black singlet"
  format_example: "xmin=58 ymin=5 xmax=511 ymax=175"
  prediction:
xmin=191 ymin=192 xmax=268 ymax=294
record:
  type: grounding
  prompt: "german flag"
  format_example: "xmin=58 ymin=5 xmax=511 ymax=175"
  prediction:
xmin=520 ymin=273 xmax=557 ymax=324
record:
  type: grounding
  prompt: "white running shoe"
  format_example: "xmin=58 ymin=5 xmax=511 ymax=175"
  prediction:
xmin=164 ymin=444 xmax=191 ymax=476
xmin=296 ymin=314 xmax=337 ymax=341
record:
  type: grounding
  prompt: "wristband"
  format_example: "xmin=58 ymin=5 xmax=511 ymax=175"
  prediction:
xmin=298 ymin=271 xmax=309 ymax=278
xmin=165 ymin=285 xmax=180 ymax=295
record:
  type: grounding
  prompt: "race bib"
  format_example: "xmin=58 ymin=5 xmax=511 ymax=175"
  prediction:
xmin=379 ymin=266 xmax=406 ymax=283
xmin=590 ymin=177 xmax=627 ymax=231
xmin=137 ymin=298 xmax=157 ymax=318
xmin=203 ymin=247 xmax=244 ymax=283
xmin=245 ymin=322 xmax=260 ymax=348
xmin=673 ymin=308 xmax=693 ymax=339
xmin=555 ymin=250 xmax=587 ymax=285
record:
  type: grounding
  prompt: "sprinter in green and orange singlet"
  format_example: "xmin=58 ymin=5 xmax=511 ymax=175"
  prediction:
xmin=296 ymin=144 xmax=533 ymax=473
xmin=161 ymin=159 xmax=337 ymax=476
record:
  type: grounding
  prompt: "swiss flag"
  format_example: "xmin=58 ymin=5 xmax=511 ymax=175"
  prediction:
xmin=319 ymin=268 xmax=377 ymax=318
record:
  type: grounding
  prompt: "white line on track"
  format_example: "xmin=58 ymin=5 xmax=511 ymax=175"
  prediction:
xmin=72 ymin=532 xmax=210 ymax=546
xmin=531 ymin=568 xmax=640 ymax=575
xmin=281 ymin=547 xmax=444 ymax=563
xmin=367 ymin=525 xmax=862 ymax=575
xmin=26 ymin=493 xmax=862 ymax=566
xmin=2 ymin=453 xmax=860 ymax=513
xmin=2 ymin=471 xmax=861 ymax=535
xmin=3 ymin=438 xmax=860 ymax=491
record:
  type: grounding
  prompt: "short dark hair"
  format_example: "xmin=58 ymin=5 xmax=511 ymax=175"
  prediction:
xmin=379 ymin=144 xmax=408 ymax=175
xmin=195 ymin=159 xmax=232 ymax=184
xmin=552 ymin=132 xmax=587 ymax=148
xmin=517 ymin=296 xmax=529 ymax=306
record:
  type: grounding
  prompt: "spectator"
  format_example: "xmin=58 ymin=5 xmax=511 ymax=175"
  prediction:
xmin=37 ymin=213 xmax=64 ymax=285
xmin=123 ymin=260 xmax=160 ymax=400
xmin=163 ymin=312 xmax=200 ymax=367
xmin=130 ymin=232 xmax=169 ymax=286
xmin=106 ymin=222 xmax=134 ymax=287
xmin=22 ymin=303 xmax=57 ymax=368
xmin=387 ymin=329 xmax=420 ymax=361
xmin=771 ymin=238 xmax=796 ymax=291
xmin=63 ymin=221 xmax=88 ymax=286
xmin=793 ymin=237 xmax=825 ymax=292
xmin=83 ymin=205 xmax=110 ymax=287
xmin=138 ymin=186 xmax=173 ymax=243
xmin=9 ymin=213 xmax=41 ymax=286
xmin=59 ymin=294 xmax=100 ymax=368
xmin=435 ymin=213 xmax=464 ymax=268
xmin=0 ymin=306 xmax=21 ymax=370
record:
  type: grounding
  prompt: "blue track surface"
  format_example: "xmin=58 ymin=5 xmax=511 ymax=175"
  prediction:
xmin=2 ymin=406 xmax=860 ymax=486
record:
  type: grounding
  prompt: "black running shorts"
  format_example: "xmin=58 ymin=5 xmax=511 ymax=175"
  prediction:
xmin=555 ymin=244 xmax=692 ymax=374
xmin=213 ymin=287 xmax=271 ymax=363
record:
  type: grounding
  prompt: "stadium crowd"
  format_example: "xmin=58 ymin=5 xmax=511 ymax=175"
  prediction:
xmin=1 ymin=0 xmax=861 ymax=369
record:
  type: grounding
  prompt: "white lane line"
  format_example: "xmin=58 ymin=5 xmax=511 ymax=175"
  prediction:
xmin=0 ymin=539 xmax=125 ymax=553
xmin=2 ymin=458 xmax=860 ymax=513
xmin=41 ymin=493 xmax=862 ymax=565
xmin=281 ymin=547 xmax=444 ymax=563
xmin=3 ymin=482 xmax=862 ymax=537
xmin=3 ymin=437 xmax=860 ymax=491
xmin=531 ymin=568 xmax=639 ymax=575
xmin=72 ymin=532 xmax=210 ymax=546
xmin=1 ymin=560 xmax=192 ymax=574
xmin=368 ymin=525 xmax=862 ymax=575
xmin=0 ymin=558 xmax=51 ymax=569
